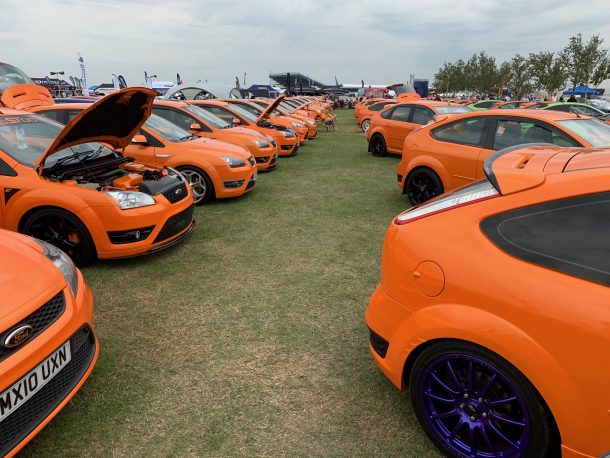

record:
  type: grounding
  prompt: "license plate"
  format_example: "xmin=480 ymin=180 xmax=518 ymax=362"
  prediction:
xmin=0 ymin=340 xmax=71 ymax=423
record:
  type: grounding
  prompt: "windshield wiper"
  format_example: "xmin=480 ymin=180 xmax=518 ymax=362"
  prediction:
xmin=179 ymin=135 xmax=198 ymax=142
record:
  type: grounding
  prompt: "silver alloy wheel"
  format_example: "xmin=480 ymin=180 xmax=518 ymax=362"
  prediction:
xmin=180 ymin=169 xmax=207 ymax=203
xmin=361 ymin=119 xmax=370 ymax=132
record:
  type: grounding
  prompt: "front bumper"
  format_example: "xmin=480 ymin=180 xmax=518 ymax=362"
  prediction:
xmin=0 ymin=277 xmax=98 ymax=457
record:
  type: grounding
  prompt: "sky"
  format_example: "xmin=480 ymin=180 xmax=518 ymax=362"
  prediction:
xmin=3 ymin=0 xmax=610 ymax=88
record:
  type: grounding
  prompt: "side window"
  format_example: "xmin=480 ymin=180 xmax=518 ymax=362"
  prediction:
xmin=202 ymin=106 xmax=236 ymax=124
xmin=481 ymin=192 xmax=610 ymax=286
xmin=432 ymin=117 xmax=487 ymax=146
xmin=494 ymin=120 xmax=580 ymax=149
xmin=411 ymin=107 xmax=434 ymax=125
xmin=152 ymin=108 xmax=194 ymax=131
xmin=380 ymin=107 xmax=395 ymax=120
xmin=370 ymin=103 xmax=390 ymax=112
xmin=390 ymin=106 xmax=412 ymax=122
xmin=547 ymin=105 xmax=570 ymax=113
xmin=36 ymin=110 xmax=62 ymax=122
xmin=477 ymin=101 xmax=495 ymax=108
xmin=0 ymin=157 xmax=17 ymax=177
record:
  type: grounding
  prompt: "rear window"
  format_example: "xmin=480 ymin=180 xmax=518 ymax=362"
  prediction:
xmin=558 ymin=119 xmax=610 ymax=147
xmin=435 ymin=106 xmax=472 ymax=114
xmin=481 ymin=192 xmax=610 ymax=286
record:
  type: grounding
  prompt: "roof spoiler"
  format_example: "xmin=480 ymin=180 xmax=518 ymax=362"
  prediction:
xmin=483 ymin=143 xmax=555 ymax=195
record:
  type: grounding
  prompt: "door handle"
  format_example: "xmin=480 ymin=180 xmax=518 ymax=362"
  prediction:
xmin=155 ymin=154 xmax=170 ymax=158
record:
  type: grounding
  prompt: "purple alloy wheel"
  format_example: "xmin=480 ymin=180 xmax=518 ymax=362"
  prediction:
xmin=418 ymin=353 xmax=531 ymax=457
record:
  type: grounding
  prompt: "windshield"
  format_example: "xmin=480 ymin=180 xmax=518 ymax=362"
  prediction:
xmin=184 ymin=105 xmax=230 ymax=129
xmin=435 ymin=106 xmax=472 ymax=114
xmin=144 ymin=114 xmax=193 ymax=142
xmin=227 ymin=104 xmax=258 ymax=122
xmin=589 ymin=99 xmax=610 ymax=111
xmin=229 ymin=102 xmax=261 ymax=117
xmin=0 ymin=114 xmax=113 ymax=167
xmin=0 ymin=62 xmax=34 ymax=93
xmin=559 ymin=119 xmax=610 ymax=147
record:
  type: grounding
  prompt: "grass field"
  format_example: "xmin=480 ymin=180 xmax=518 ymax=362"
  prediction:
xmin=23 ymin=110 xmax=441 ymax=457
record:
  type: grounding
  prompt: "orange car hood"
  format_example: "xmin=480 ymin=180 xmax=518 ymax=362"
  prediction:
xmin=0 ymin=233 xmax=62 ymax=319
xmin=256 ymin=95 xmax=285 ymax=123
xmin=35 ymin=87 xmax=156 ymax=169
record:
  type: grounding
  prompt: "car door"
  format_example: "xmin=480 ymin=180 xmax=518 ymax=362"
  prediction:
xmin=123 ymin=128 xmax=165 ymax=167
xmin=385 ymin=105 xmax=413 ymax=152
xmin=429 ymin=116 xmax=491 ymax=188
xmin=152 ymin=107 xmax=212 ymax=138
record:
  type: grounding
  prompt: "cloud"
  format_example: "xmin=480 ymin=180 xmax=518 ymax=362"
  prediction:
xmin=3 ymin=0 xmax=610 ymax=87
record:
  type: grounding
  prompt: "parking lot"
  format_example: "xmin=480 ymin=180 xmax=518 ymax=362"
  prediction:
xmin=20 ymin=110 xmax=440 ymax=457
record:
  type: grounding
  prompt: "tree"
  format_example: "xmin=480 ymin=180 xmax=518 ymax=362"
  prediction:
xmin=591 ymin=56 xmax=610 ymax=88
xmin=476 ymin=51 xmax=499 ymax=95
xmin=503 ymin=54 xmax=533 ymax=99
xmin=529 ymin=51 xmax=568 ymax=98
xmin=561 ymin=33 xmax=608 ymax=98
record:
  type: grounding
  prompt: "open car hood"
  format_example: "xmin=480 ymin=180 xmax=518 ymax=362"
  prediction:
xmin=256 ymin=94 xmax=285 ymax=123
xmin=35 ymin=87 xmax=156 ymax=168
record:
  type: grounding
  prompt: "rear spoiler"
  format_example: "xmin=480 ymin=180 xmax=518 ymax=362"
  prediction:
xmin=483 ymin=143 xmax=555 ymax=195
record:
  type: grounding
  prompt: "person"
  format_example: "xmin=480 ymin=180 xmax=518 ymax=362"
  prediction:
xmin=559 ymin=95 xmax=565 ymax=102
xmin=568 ymin=94 xmax=577 ymax=102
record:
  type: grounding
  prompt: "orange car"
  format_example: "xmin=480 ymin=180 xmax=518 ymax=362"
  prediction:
xmin=190 ymin=100 xmax=300 ymax=156
xmin=396 ymin=109 xmax=610 ymax=204
xmin=29 ymin=104 xmax=258 ymax=204
xmin=221 ymin=98 xmax=310 ymax=141
xmin=366 ymin=101 xmax=471 ymax=155
xmin=251 ymin=99 xmax=318 ymax=139
xmin=358 ymin=100 xmax=398 ymax=132
xmin=0 ymin=88 xmax=195 ymax=264
xmin=366 ymin=144 xmax=610 ymax=457
xmin=150 ymin=100 xmax=279 ymax=172
xmin=0 ymin=229 xmax=97 ymax=456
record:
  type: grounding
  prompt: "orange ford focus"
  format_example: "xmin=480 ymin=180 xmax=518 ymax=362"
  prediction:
xmin=0 ymin=88 xmax=195 ymax=265
xmin=366 ymin=100 xmax=471 ymax=154
xmin=397 ymin=109 xmax=610 ymax=205
xmin=366 ymin=145 xmax=610 ymax=457
xmin=0 ymin=229 xmax=97 ymax=456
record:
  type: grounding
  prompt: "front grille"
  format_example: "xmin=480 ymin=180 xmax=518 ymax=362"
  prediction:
xmin=154 ymin=204 xmax=194 ymax=244
xmin=223 ymin=180 xmax=245 ymax=189
xmin=246 ymin=177 xmax=256 ymax=190
xmin=0 ymin=326 xmax=96 ymax=456
xmin=162 ymin=182 xmax=188 ymax=204
xmin=281 ymin=145 xmax=293 ymax=151
xmin=255 ymin=156 xmax=270 ymax=164
xmin=0 ymin=292 xmax=66 ymax=363
xmin=369 ymin=328 xmax=389 ymax=358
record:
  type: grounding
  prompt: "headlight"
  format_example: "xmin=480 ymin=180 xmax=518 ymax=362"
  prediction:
xmin=220 ymin=156 xmax=246 ymax=168
xmin=105 ymin=190 xmax=155 ymax=209
xmin=35 ymin=239 xmax=79 ymax=298
xmin=255 ymin=140 xmax=270 ymax=148
xmin=291 ymin=122 xmax=305 ymax=128
xmin=282 ymin=130 xmax=295 ymax=138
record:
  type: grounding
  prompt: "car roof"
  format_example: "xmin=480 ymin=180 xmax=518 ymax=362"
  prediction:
xmin=154 ymin=99 xmax=188 ymax=107
xmin=0 ymin=107 xmax=32 ymax=116
xmin=436 ymin=108 xmax=587 ymax=122
xmin=29 ymin=103 xmax=89 ymax=110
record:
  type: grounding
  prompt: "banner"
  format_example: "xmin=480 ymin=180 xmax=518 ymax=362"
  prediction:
xmin=118 ymin=75 xmax=127 ymax=89
xmin=77 ymin=53 xmax=89 ymax=95
xmin=112 ymin=74 xmax=120 ymax=92
xmin=177 ymin=73 xmax=183 ymax=85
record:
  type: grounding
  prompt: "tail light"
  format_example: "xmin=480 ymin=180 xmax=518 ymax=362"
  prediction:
xmin=394 ymin=180 xmax=499 ymax=225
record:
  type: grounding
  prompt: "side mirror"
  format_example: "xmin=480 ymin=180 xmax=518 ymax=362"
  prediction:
xmin=232 ymin=118 xmax=241 ymax=125
xmin=190 ymin=122 xmax=202 ymax=130
xmin=131 ymin=134 xmax=147 ymax=145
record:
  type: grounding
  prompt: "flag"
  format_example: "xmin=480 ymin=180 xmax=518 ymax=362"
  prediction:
xmin=177 ymin=73 xmax=183 ymax=85
xmin=77 ymin=53 xmax=88 ymax=95
xmin=361 ymin=79 xmax=364 ymax=88
xmin=144 ymin=71 xmax=152 ymax=89
xmin=335 ymin=76 xmax=339 ymax=86
xmin=118 ymin=75 xmax=127 ymax=89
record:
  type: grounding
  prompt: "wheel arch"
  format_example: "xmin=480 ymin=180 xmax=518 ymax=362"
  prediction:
xmin=368 ymin=132 xmax=386 ymax=152
xmin=404 ymin=160 xmax=449 ymax=194
xmin=399 ymin=305 xmax=577 ymax=449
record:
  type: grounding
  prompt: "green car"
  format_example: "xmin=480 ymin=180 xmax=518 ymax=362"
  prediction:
xmin=540 ymin=102 xmax=605 ymax=117
xmin=467 ymin=99 xmax=502 ymax=111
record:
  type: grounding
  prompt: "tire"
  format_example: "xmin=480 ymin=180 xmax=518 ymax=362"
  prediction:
xmin=21 ymin=208 xmax=96 ymax=266
xmin=369 ymin=134 xmax=387 ymax=157
xmin=409 ymin=341 xmax=559 ymax=458
xmin=176 ymin=166 xmax=213 ymax=205
xmin=405 ymin=168 xmax=444 ymax=205
xmin=361 ymin=119 xmax=371 ymax=132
